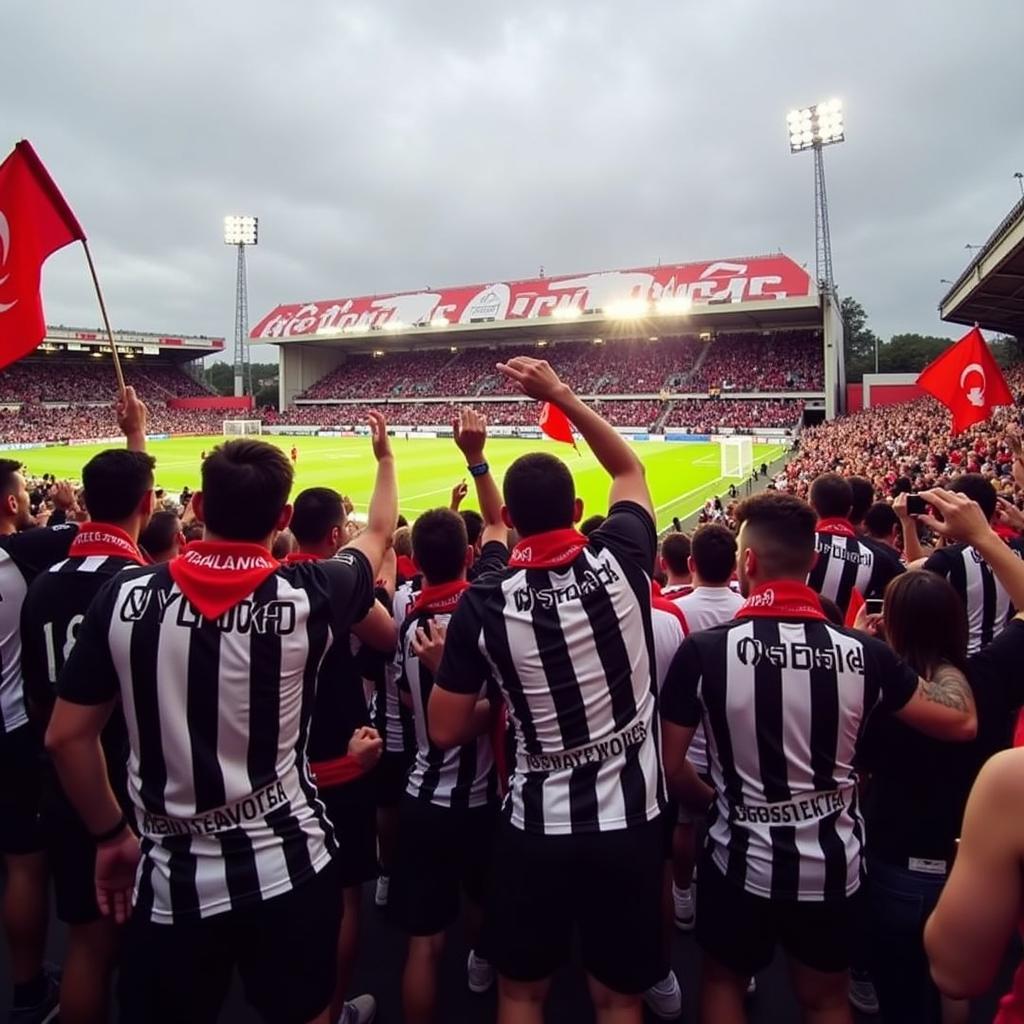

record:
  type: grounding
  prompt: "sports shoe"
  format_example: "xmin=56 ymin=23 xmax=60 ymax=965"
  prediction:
xmin=9 ymin=964 xmax=60 ymax=1024
xmin=849 ymin=974 xmax=879 ymax=1015
xmin=467 ymin=950 xmax=495 ymax=993
xmin=672 ymin=882 xmax=695 ymax=931
xmin=337 ymin=994 xmax=376 ymax=1024
xmin=643 ymin=970 xmax=683 ymax=1020
xmin=374 ymin=875 xmax=390 ymax=908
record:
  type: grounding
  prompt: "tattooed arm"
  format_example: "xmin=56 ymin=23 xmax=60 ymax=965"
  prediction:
xmin=894 ymin=662 xmax=977 ymax=741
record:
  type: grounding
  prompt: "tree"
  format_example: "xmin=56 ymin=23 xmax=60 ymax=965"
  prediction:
xmin=203 ymin=360 xmax=278 ymax=397
xmin=878 ymin=334 xmax=951 ymax=373
xmin=840 ymin=296 xmax=880 ymax=383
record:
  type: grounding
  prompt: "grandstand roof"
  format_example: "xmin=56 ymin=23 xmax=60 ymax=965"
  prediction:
xmin=41 ymin=325 xmax=224 ymax=360
xmin=940 ymin=196 xmax=1024 ymax=338
xmin=251 ymin=255 xmax=821 ymax=350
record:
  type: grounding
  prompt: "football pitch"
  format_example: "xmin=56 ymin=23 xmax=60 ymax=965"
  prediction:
xmin=23 ymin=435 xmax=785 ymax=531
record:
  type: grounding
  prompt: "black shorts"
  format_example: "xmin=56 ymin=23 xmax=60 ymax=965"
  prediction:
xmin=484 ymin=817 xmax=665 ymax=994
xmin=0 ymin=724 xmax=44 ymax=855
xmin=375 ymin=749 xmax=413 ymax=808
xmin=118 ymin=862 xmax=343 ymax=1024
xmin=41 ymin=783 xmax=101 ymax=924
xmin=391 ymin=796 xmax=497 ymax=936
xmin=696 ymin=854 xmax=863 ymax=976
xmin=320 ymin=778 xmax=378 ymax=888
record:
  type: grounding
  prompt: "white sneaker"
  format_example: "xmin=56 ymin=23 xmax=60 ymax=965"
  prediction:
xmin=338 ymin=995 xmax=376 ymax=1024
xmin=374 ymin=875 xmax=389 ymax=908
xmin=643 ymin=970 xmax=683 ymax=1020
xmin=849 ymin=975 xmax=879 ymax=1015
xmin=672 ymin=883 xmax=695 ymax=931
xmin=467 ymin=950 xmax=496 ymax=993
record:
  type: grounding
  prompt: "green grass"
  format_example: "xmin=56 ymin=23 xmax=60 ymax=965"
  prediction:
xmin=23 ymin=435 xmax=784 ymax=531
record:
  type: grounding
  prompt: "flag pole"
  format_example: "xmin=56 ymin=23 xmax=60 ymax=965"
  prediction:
xmin=80 ymin=240 xmax=126 ymax=395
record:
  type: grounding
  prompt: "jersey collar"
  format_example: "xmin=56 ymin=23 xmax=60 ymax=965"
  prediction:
xmin=408 ymin=579 xmax=470 ymax=616
xmin=509 ymin=528 xmax=588 ymax=569
xmin=735 ymin=581 xmax=828 ymax=621
xmin=816 ymin=517 xmax=858 ymax=538
xmin=68 ymin=522 xmax=145 ymax=564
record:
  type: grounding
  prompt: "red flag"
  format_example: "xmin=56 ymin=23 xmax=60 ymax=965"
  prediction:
xmin=0 ymin=141 xmax=86 ymax=370
xmin=917 ymin=326 xmax=1014 ymax=434
xmin=844 ymin=587 xmax=865 ymax=628
xmin=539 ymin=402 xmax=577 ymax=448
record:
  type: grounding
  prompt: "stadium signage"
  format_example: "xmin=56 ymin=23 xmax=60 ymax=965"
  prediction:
xmin=252 ymin=256 xmax=812 ymax=340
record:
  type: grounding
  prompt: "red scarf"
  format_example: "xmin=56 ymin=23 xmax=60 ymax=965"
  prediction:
xmin=396 ymin=554 xmax=419 ymax=580
xmin=509 ymin=528 xmax=588 ymax=569
xmin=284 ymin=552 xmax=320 ymax=563
xmin=408 ymin=579 xmax=470 ymax=617
xmin=735 ymin=581 xmax=827 ymax=621
xmin=69 ymin=522 xmax=145 ymax=564
xmin=169 ymin=541 xmax=280 ymax=620
xmin=816 ymin=517 xmax=857 ymax=538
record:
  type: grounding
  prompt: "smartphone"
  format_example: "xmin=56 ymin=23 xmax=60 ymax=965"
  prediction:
xmin=906 ymin=494 xmax=927 ymax=516
xmin=865 ymin=599 xmax=884 ymax=616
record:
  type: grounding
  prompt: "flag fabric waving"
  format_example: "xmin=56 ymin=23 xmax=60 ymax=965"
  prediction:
xmin=917 ymin=326 xmax=1014 ymax=434
xmin=0 ymin=141 xmax=86 ymax=371
xmin=539 ymin=401 xmax=578 ymax=449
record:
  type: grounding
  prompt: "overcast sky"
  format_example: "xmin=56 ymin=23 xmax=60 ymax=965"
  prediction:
xmin=5 ymin=1 xmax=1023 ymax=363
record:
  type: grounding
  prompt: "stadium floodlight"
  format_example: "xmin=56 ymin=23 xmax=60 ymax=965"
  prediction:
xmin=223 ymin=215 xmax=258 ymax=246
xmin=788 ymin=100 xmax=844 ymax=294
xmin=430 ymin=316 xmax=451 ymax=328
xmin=551 ymin=305 xmax=582 ymax=320
xmin=605 ymin=298 xmax=649 ymax=319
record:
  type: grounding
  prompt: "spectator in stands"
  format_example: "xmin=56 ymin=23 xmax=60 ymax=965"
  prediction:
xmin=660 ymin=533 xmax=693 ymax=601
xmin=138 ymin=510 xmax=184 ymax=563
xmin=863 ymin=502 xmax=901 ymax=553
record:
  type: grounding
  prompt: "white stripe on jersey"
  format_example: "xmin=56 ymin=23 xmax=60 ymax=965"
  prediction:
xmin=0 ymin=548 xmax=31 ymax=732
xmin=960 ymin=547 xmax=1012 ymax=654
xmin=379 ymin=580 xmax=418 ymax=753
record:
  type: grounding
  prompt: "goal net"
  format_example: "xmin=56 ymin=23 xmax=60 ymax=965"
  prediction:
xmin=720 ymin=435 xmax=754 ymax=479
xmin=223 ymin=419 xmax=263 ymax=437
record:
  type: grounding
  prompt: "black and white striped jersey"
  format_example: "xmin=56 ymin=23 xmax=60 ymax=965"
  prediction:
xmin=661 ymin=585 xmax=919 ymax=902
xmin=924 ymin=540 xmax=1024 ymax=654
xmin=436 ymin=501 xmax=665 ymax=836
xmin=398 ymin=573 xmax=503 ymax=810
xmin=373 ymin=579 xmax=419 ymax=754
xmin=0 ymin=523 xmax=78 ymax=735
xmin=56 ymin=545 xmax=374 ymax=923
xmin=807 ymin=519 xmax=902 ymax=617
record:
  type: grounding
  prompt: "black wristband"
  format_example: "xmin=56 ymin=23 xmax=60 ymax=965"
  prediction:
xmin=468 ymin=462 xmax=489 ymax=478
xmin=93 ymin=815 xmax=128 ymax=844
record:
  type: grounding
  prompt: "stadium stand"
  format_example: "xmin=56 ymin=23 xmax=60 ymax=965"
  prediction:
xmin=0 ymin=360 xmax=212 ymax=403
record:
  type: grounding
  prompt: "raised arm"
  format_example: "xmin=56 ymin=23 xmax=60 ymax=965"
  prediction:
xmin=347 ymin=411 xmax=398 ymax=572
xmin=893 ymin=492 xmax=926 ymax=563
xmin=116 ymin=385 xmax=148 ymax=453
xmin=496 ymin=356 xmax=653 ymax=516
xmin=453 ymin=407 xmax=507 ymax=547
xmin=918 ymin=487 xmax=1024 ymax=611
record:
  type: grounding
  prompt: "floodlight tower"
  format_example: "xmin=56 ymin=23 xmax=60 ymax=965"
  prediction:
xmin=224 ymin=215 xmax=258 ymax=397
xmin=787 ymin=101 xmax=844 ymax=296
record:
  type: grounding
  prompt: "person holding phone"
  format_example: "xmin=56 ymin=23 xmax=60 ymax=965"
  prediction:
xmin=857 ymin=487 xmax=1024 ymax=1022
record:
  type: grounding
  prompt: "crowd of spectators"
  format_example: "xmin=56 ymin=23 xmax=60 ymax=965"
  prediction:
xmin=0 ymin=360 xmax=211 ymax=403
xmin=663 ymin=398 xmax=805 ymax=432
xmin=689 ymin=331 xmax=824 ymax=391
xmin=0 ymin=404 xmax=225 ymax=444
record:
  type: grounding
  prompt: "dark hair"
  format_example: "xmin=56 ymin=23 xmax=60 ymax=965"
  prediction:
xmin=661 ymin=532 xmax=692 ymax=575
xmin=503 ymin=453 xmax=575 ymax=536
xmin=411 ymin=508 xmax=468 ymax=584
xmin=891 ymin=476 xmax=913 ymax=497
xmin=579 ymin=514 xmax=606 ymax=537
xmin=950 ymin=472 xmax=997 ymax=522
xmin=809 ymin=473 xmax=853 ymax=520
xmin=139 ymin=509 xmax=182 ymax=559
xmin=0 ymin=459 xmax=22 ymax=496
xmin=734 ymin=492 xmax=817 ymax=578
xmin=690 ymin=524 xmax=736 ymax=585
xmin=819 ymin=596 xmax=844 ymax=626
xmin=200 ymin=440 xmax=293 ymax=541
xmin=848 ymin=477 xmax=874 ymax=526
xmin=397 ymin=514 xmax=409 ymax=529
xmin=290 ymin=488 xmax=345 ymax=547
xmin=82 ymin=450 xmax=156 ymax=522
xmin=864 ymin=501 xmax=899 ymax=539
xmin=460 ymin=509 xmax=484 ymax=548
xmin=883 ymin=572 xmax=968 ymax=677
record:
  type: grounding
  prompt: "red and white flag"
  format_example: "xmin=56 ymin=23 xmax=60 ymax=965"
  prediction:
xmin=539 ymin=402 xmax=578 ymax=450
xmin=0 ymin=141 xmax=85 ymax=371
xmin=917 ymin=326 xmax=1014 ymax=434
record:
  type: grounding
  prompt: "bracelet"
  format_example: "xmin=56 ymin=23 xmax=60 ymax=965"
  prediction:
xmin=468 ymin=462 xmax=490 ymax=478
xmin=93 ymin=815 xmax=128 ymax=844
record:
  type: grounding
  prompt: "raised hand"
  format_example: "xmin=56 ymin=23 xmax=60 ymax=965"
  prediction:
xmin=51 ymin=479 xmax=77 ymax=512
xmin=453 ymin=407 xmax=488 ymax=462
xmin=368 ymin=411 xmax=393 ymax=462
xmin=450 ymin=480 xmax=469 ymax=509
xmin=411 ymin=618 xmax=448 ymax=676
xmin=917 ymin=487 xmax=993 ymax=547
xmin=495 ymin=356 xmax=568 ymax=404
xmin=115 ymin=386 xmax=148 ymax=448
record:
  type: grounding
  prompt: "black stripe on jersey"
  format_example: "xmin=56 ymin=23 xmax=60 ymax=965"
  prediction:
xmin=702 ymin=631 xmax=749 ymax=888
xmin=134 ymin=837 xmax=156 ymax=919
xmin=165 ymin=833 xmax=199 ymax=918
xmin=615 ymin=555 xmax=659 ymax=699
xmin=247 ymin=581 xmax=284 ymax=793
xmin=833 ymin=543 xmax=862 ymax=618
xmin=980 ymin=561 xmax=997 ymax=647
xmin=525 ymin=568 xmax=590 ymax=749
xmin=806 ymin=621 xmax=846 ymax=900
xmin=187 ymin=621 xmax=225 ymax=811
xmin=129 ymin=575 xmax=168 ymax=814
xmin=219 ymin=826 xmax=261 ymax=911
xmin=751 ymin=620 xmax=799 ymax=899
xmin=948 ymin=553 xmax=968 ymax=618
xmin=806 ymin=546 xmax=828 ymax=596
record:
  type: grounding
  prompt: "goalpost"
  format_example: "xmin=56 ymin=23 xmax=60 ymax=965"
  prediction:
xmin=720 ymin=435 xmax=754 ymax=479
xmin=222 ymin=419 xmax=263 ymax=437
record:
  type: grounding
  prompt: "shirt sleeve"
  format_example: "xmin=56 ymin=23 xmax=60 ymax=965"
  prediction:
xmin=323 ymin=549 xmax=376 ymax=634
xmin=588 ymin=500 xmax=657 ymax=573
xmin=923 ymin=548 xmax=953 ymax=578
xmin=473 ymin=540 xmax=509 ymax=578
xmin=659 ymin=637 xmax=703 ymax=727
xmin=56 ymin=580 xmax=120 ymax=706
xmin=19 ymin=586 xmax=51 ymax=712
xmin=3 ymin=523 xmax=78 ymax=579
xmin=435 ymin=597 xmax=490 ymax=695
xmin=864 ymin=636 xmax=919 ymax=713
